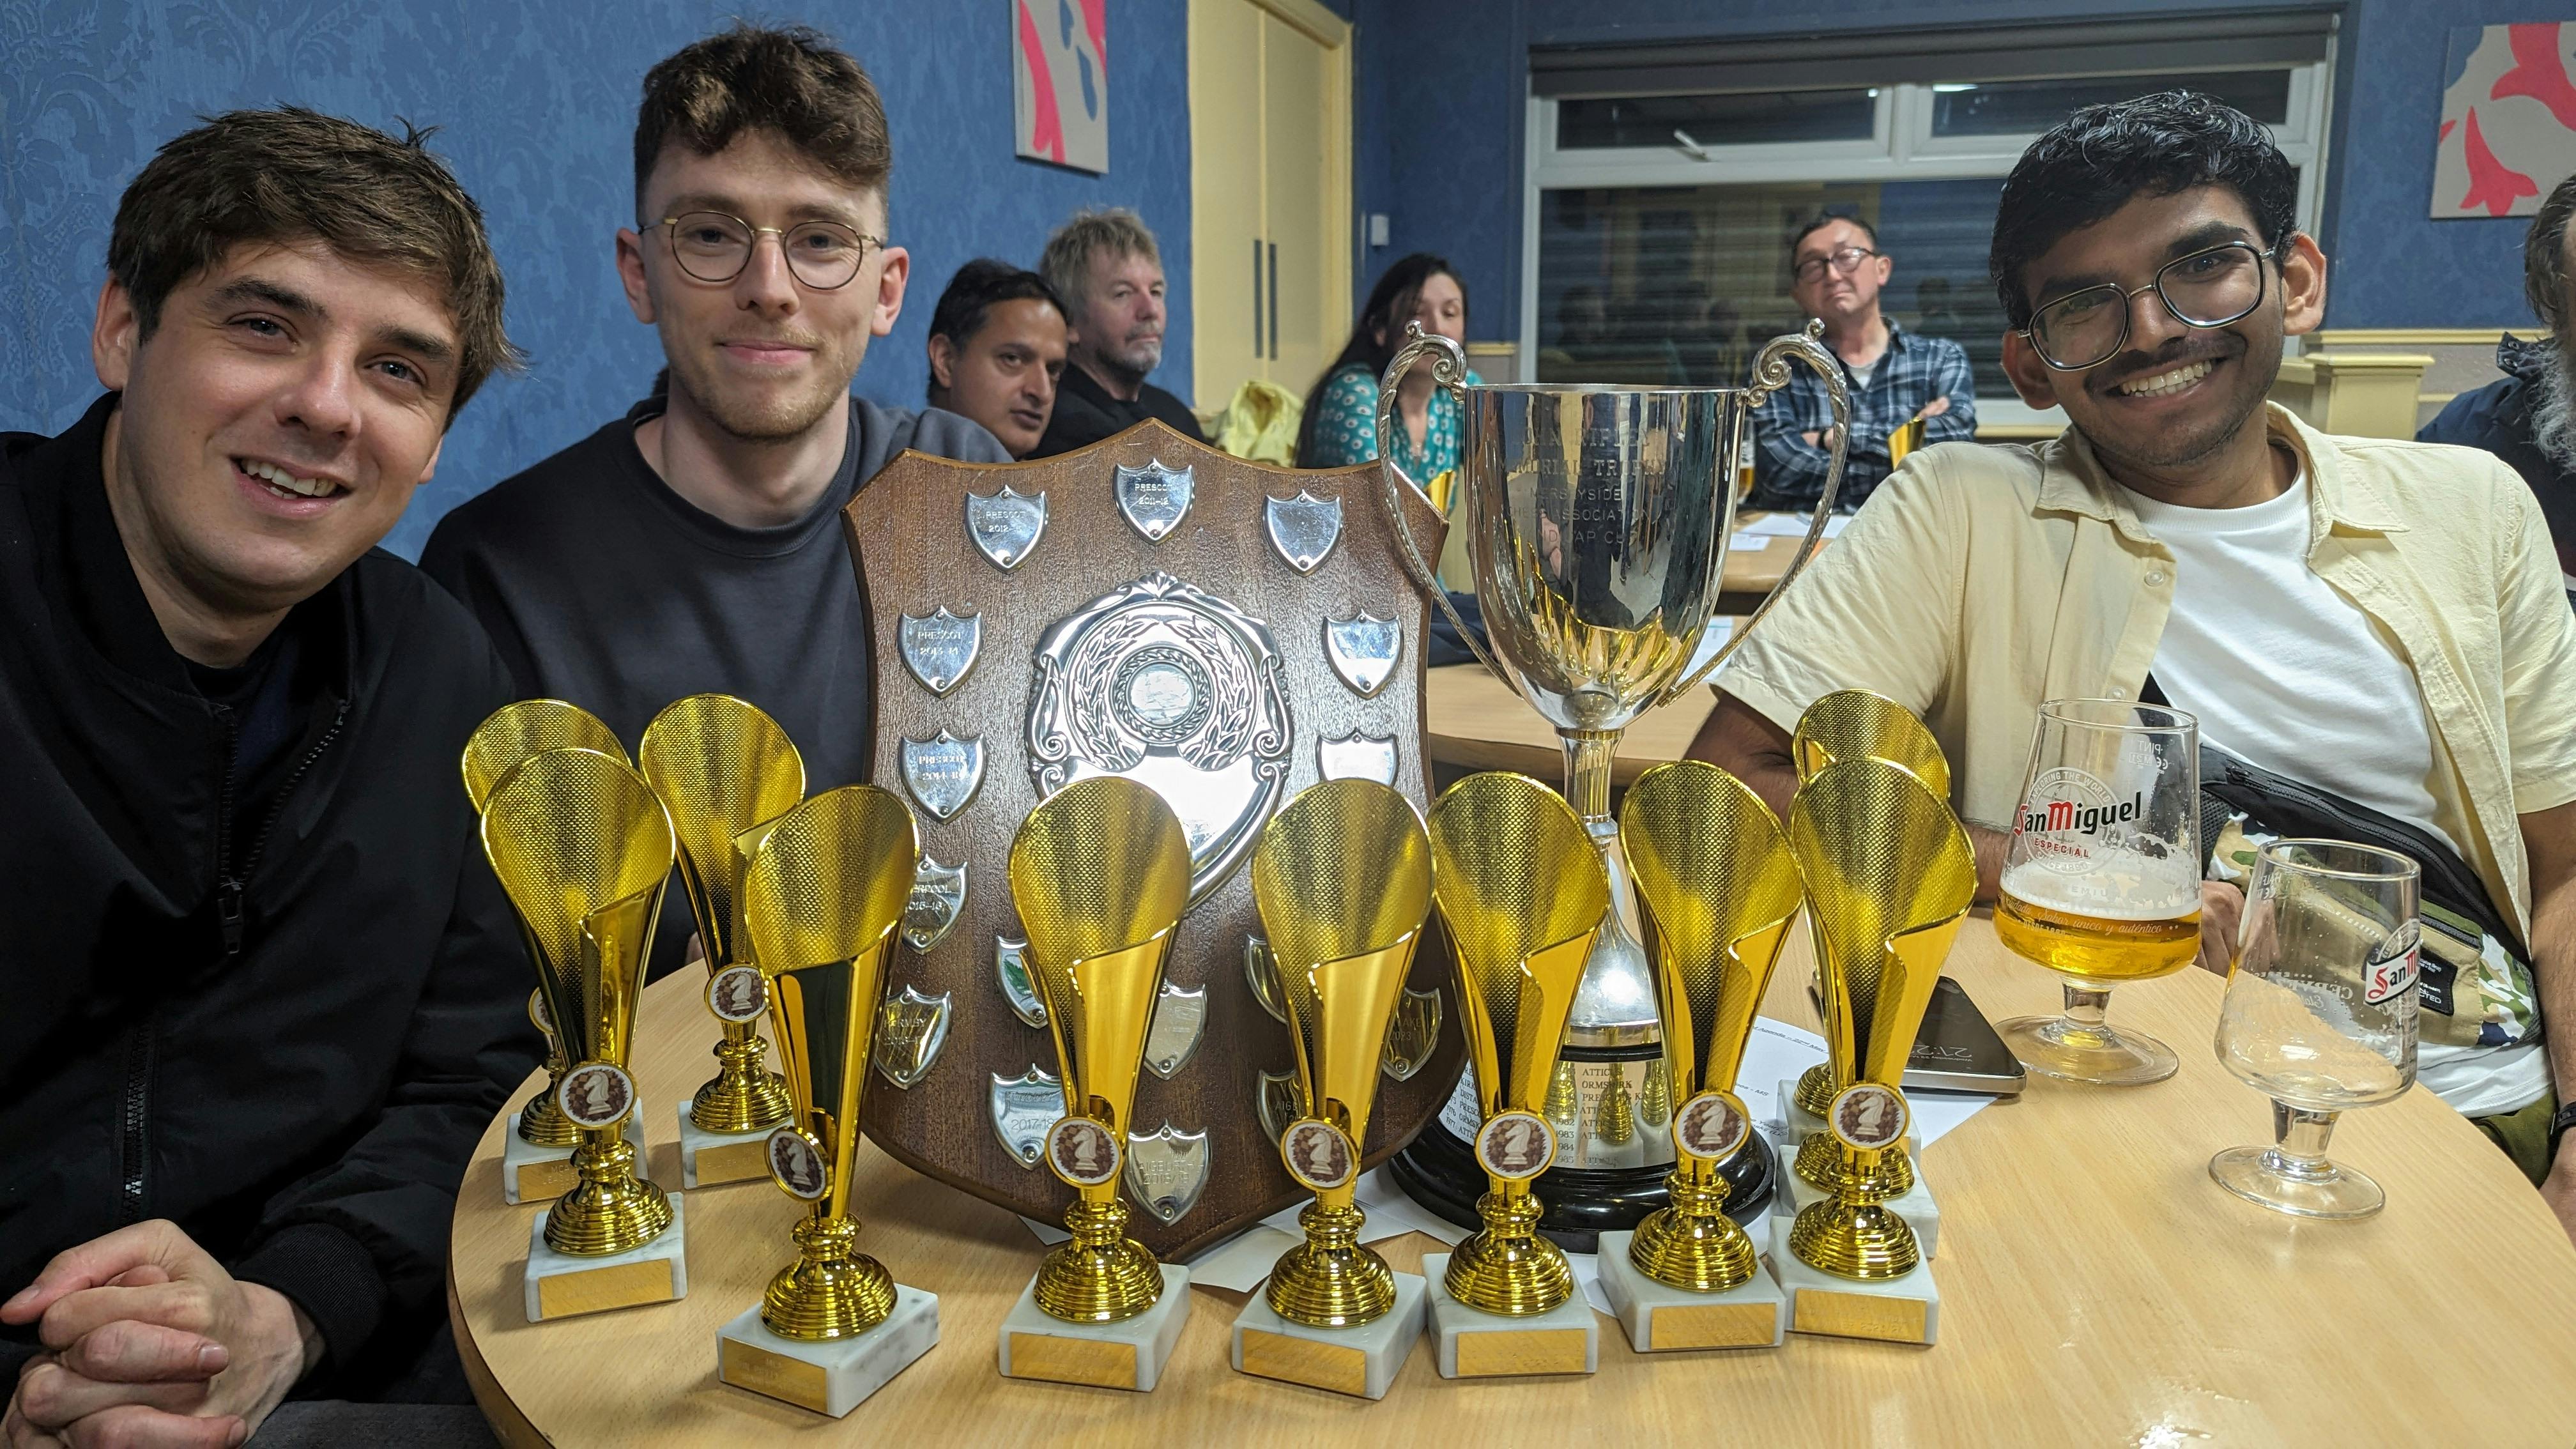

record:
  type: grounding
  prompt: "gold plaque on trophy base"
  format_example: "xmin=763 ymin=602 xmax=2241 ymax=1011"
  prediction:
xmin=1767 ymin=1216 xmax=1938 ymax=1346
xmin=716 ymin=1291 xmax=941 ymax=1418
xmin=1238 ymin=1330 xmax=1366 ymax=1397
xmin=1594 ymin=1230 xmax=1786 ymax=1353
xmin=674 ymin=1104 xmax=773 ymax=1189
xmin=1422 ymin=1252 xmax=1598 ymax=1379
xmin=1230 ymin=1269 xmax=1427 ymax=1400
xmin=523 ymin=1196 xmax=688 ymax=1322
xmin=997 ymin=1263 xmax=1192 ymax=1392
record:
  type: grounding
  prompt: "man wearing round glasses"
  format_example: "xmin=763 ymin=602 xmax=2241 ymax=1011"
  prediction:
xmin=1691 ymin=92 xmax=2576 ymax=1239
xmin=1750 ymin=213 xmax=1977 ymax=512
xmin=423 ymin=26 xmax=1007 ymax=975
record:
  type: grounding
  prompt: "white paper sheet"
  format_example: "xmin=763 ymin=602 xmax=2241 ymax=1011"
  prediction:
xmin=1738 ymin=512 xmax=1851 ymax=540
xmin=1728 ymin=533 xmax=1772 ymax=553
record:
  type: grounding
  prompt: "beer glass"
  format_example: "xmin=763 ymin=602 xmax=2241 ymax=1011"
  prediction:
xmin=1994 ymin=700 xmax=2202 ymax=1085
xmin=2211 ymin=840 xmax=2419 ymax=1220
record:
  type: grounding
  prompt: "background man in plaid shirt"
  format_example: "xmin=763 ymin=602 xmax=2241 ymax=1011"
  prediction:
xmin=1751 ymin=213 xmax=1978 ymax=512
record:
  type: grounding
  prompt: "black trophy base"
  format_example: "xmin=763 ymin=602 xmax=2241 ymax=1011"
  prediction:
xmin=1389 ymin=1122 xmax=1775 ymax=1254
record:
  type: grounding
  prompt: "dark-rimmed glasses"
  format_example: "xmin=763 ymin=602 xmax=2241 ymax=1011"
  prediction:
xmin=2022 ymin=240 xmax=2277 ymax=372
xmin=1792 ymin=245 xmax=1880 ymax=284
xmin=659 ymin=211 xmax=884 ymax=290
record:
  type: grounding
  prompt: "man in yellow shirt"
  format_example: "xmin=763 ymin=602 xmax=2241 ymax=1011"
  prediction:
xmin=1692 ymin=91 xmax=2576 ymax=1238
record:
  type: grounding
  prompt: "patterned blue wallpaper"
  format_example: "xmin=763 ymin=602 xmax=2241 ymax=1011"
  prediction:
xmin=0 ymin=0 xmax=1195 ymax=558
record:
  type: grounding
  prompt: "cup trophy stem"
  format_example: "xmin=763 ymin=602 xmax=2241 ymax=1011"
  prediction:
xmin=1627 ymin=1160 xmax=1756 ymax=1292
xmin=546 ymin=1131 xmax=674 ymax=1257
xmin=693 ymin=1018 xmax=794 ymax=1133
xmin=1038 ymin=1192 xmax=1165 ymax=1323
xmin=1445 ymin=1184 xmax=1574 ymax=1315
xmin=762 ymin=1213 xmax=898 ymax=1340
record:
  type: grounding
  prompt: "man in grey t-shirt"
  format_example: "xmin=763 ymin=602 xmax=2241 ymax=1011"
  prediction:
xmin=422 ymin=26 xmax=1004 ymax=977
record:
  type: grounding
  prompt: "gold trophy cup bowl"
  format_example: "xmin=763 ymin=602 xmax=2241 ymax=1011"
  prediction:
xmin=1250 ymin=778 xmax=1434 ymax=1328
xmin=1784 ymin=757 xmax=1974 ymax=1280
xmin=480 ymin=746 xmax=678 ymax=1257
xmin=1008 ymin=776 xmax=1193 ymax=1323
xmin=1424 ymin=772 xmax=1609 ymax=1316
xmin=463 ymin=700 xmax=629 ymax=1150
xmin=639 ymin=694 xmax=804 ymax=1138
xmin=1618 ymin=762 xmax=1804 ymax=1292
xmin=739 ymin=785 xmax=921 ymax=1340
xmin=1788 ymin=688 xmax=1953 ymax=1171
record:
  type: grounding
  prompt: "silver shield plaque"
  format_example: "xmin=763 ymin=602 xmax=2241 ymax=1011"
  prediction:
xmin=900 ymin=730 xmax=985 ymax=822
xmin=1257 ymin=1069 xmax=1304 ymax=1145
xmin=964 ymin=484 xmax=1047 ymax=571
xmin=1027 ymin=572 xmax=1293 ymax=903
xmin=1322 ymin=612 xmax=1401 ymax=698
xmin=1318 ymin=730 xmax=1398 ymax=785
xmin=902 ymin=855 xmax=967 ymax=952
xmin=1243 ymin=934 xmax=1287 ymax=1024
xmin=1264 ymin=491 xmax=1343 ymax=574
xmin=1114 ymin=460 xmax=1196 ymax=543
xmin=1123 ymin=1123 xmax=1210 ymax=1224
xmin=1142 ymin=983 xmax=1207 ymax=1080
xmin=1381 ymin=986 xmax=1443 ymax=1082
xmin=898 ymin=608 xmax=981 ymax=696
xmin=995 ymin=936 xmax=1045 ymax=1028
xmin=873 ymin=986 xmax=951 ymax=1089
xmin=989 ymin=1064 xmax=1064 ymax=1169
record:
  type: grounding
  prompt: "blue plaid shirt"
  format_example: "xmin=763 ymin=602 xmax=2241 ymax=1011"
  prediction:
xmin=1749 ymin=321 xmax=1976 ymax=512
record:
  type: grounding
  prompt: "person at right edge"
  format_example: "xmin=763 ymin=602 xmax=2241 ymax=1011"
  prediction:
xmin=422 ymin=26 xmax=1008 ymax=980
xmin=1687 ymin=92 xmax=2576 ymax=1241
xmin=2418 ymin=172 xmax=2576 ymax=609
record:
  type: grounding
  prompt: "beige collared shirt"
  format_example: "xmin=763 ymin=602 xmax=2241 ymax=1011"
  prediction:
xmin=1721 ymin=404 xmax=2576 ymax=938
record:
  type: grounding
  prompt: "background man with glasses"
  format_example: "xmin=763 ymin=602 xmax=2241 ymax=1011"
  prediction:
xmin=1749 ymin=212 xmax=1976 ymax=512
xmin=1689 ymin=92 xmax=2576 ymax=1239
xmin=422 ymin=24 xmax=1006 ymax=977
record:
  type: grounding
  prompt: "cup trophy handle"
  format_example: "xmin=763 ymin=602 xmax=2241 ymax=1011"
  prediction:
xmin=1660 ymin=320 xmax=1850 ymax=703
xmin=1372 ymin=322 xmax=1507 ymax=680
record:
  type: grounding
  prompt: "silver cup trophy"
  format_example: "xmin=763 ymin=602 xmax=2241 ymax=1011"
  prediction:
xmin=1379 ymin=323 xmax=1848 ymax=1246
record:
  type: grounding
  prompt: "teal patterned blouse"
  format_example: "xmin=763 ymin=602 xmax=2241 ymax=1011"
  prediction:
xmin=1305 ymin=363 xmax=1483 ymax=477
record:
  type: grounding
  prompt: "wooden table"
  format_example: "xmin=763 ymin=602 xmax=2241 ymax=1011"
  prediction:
xmin=1423 ymin=664 xmax=1715 ymax=785
xmin=449 ymin=922 xmax=2576 ymax=1446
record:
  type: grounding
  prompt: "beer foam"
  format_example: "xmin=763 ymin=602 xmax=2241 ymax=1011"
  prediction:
xmin=2002 ymin=857 xmax=2199 ymax=919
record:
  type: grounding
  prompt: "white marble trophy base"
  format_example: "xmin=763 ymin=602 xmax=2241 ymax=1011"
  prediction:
xmin=997 ymin=1264 xmax=1190 ymax=1391
xmin=716 ymin=1288 xmax=939 ymax=1417
xmin=1230 ymin=1271 xmax=1425 ymax=1400
xmin=1420 ymin=1252 xmax=1599 ymax=1379
xmin=1593 ymin=1231 xmax=1786 ymax=1352
xmin=523 ymin=1195 xmax=687 ymax=1322
xmin=1777 ymin=1144 xmax=1942 ymax=1259
xmin=677 ymin=1103 xmax=774 ymax=1190
xmin=1767 ymin=1216 xmax=1939 ymax=1346
xmin=500 ymin=1108 xmax=647 ymax=1206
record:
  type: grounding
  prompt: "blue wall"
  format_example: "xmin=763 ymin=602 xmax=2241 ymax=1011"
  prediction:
xmin=1351 ymin=0 xmax=2561 ymax=344
xmin=0 ymin=0 xmax=1193 ymax=558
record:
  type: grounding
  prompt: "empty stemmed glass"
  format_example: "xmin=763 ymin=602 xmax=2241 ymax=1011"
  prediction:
xmin=2210 ymin=839 xmax=2419 ymax=1220
xmin=1994 ymin=700 xmax=2204 ymax=1085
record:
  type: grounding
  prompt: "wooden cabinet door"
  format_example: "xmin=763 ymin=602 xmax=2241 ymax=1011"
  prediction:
xmin=1189 ymin=0 xmax=1266 ymax=409
xmin=1260 ymin=10 xmax=1337 ymax=404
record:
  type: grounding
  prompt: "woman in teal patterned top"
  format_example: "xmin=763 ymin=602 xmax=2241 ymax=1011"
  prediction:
xmin=1296 ymin=254 xmax=1478 ymax=475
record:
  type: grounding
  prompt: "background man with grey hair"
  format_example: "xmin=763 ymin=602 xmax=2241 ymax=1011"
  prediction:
xmin=2420 ymin=173 xmax=2576 ymax=607
xmin=1028 ymin=207 xmax=1204 ymax=456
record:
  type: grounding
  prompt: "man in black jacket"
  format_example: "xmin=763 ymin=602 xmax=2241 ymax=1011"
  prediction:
xmin=2419 ymin=172 xmax=2576 ymax=606
xmin=0 ymin=109 xmax=530 ymax=1446
xmin=1027 ymin=208 xmax=1206 ymax=456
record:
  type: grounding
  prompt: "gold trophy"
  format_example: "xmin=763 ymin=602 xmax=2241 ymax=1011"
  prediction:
xmin=1229 ymin=778 xmax=1433 ymax=1400
xmin=638 ymin=694 xmax=803 ymax=1188
xmin=995 ymin=776 xmax=1195 ymax=1392
xmin=1597 ymin=762 xmax=1804 ymax=1351
xmin=1786 ymin=688 xmax=1951 ymax=1193
xmin=479 ymin=747 xmax=687 ymax=1321
xmin=462 ymin=700 xmax=636 ymax=1203
xmin=714 ymin=785 xmax=940 ymax=1417
xmin=1773 ymin=755 xmax=1974 ymax=1344
xmin=1419 ymin=772 xmax=1607 ymax=1379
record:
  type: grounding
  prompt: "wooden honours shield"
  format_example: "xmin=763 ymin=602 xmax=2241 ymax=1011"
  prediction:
xmin=844 ymin=422 xmax=1464 ymax=1257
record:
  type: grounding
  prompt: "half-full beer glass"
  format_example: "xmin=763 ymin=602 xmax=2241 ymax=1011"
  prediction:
xmin=1995 ymin=700 xmax=2202 ymax=1085
xmin=1376 ymin=321 xmax=1846 ymax=1240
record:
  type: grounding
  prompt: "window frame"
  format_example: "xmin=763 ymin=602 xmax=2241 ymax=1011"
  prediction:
xmin=1517 ymin=54 xmax=2336 ymax=429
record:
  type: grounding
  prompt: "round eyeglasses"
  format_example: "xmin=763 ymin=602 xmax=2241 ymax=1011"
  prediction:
xmin=659 ymin=211 xmax=884 ymax=291
xmin=2021 ymin=240 xmax=2279 ymax=372
xmin=1793 ymin=245 xmax=1880 ymax=284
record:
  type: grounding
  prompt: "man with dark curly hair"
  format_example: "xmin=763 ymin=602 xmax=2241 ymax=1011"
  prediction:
xmin=1692 ymin=93 xmax=2576 ymax=1237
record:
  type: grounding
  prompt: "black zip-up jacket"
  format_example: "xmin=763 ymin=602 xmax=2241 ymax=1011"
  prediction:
xmin=0 ymin=396 xmax=538 ymax=1397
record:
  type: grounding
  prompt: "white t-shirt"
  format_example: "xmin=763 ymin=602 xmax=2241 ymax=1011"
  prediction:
xmin=1845 ymin=355 xmax=1879 ymax=390
xmin=2124 ymin=471 xmax=2549 ymax=1117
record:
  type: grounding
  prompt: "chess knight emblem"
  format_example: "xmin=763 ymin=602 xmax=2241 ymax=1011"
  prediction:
xmin=846 ymin=420 xmax=1465 ymax=1257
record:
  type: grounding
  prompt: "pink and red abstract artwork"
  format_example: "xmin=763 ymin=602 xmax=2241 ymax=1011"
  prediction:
xmin=1014 ymin=0 xmax=1108 ymax=174
xmin=2436 ymin=23 xmax=2576 ymax=220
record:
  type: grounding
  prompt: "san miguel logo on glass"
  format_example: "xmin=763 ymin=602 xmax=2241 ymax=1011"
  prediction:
xmin=2014 ymin=766 xmax=2145 ymax=873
